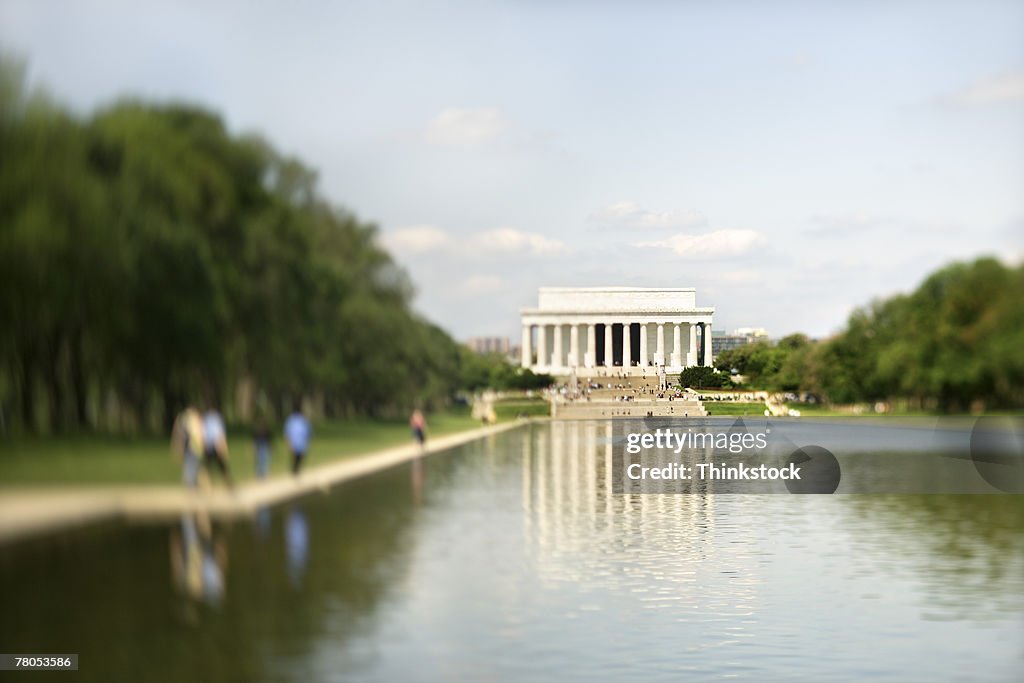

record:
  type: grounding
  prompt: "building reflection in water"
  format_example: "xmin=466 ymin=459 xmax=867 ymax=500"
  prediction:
xmin=286 ymin=505 xmax=309 ymax=588
xmin=519 ymin=420 xmax=766 ymax=617
xmin=170 ymin=511 xmax=227 ymax=616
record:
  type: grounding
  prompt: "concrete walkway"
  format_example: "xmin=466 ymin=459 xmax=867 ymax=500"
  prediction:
xmin=0 ymin=419 xmax=526 ymax=546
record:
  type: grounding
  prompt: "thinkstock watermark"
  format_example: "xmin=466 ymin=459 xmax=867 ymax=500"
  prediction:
xmin=626 ymin=460 xmax=802 ymax=483
xmin=598 ymin=416 xmax=1023 ymax=494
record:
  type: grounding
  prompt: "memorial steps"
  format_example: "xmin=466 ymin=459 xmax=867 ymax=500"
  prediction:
xmin=551 ymin=371 xmax=708 ymax=419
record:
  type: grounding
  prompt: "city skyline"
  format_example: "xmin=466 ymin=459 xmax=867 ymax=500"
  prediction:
xmin=2 ymin=0 xmax=1021 ymax=340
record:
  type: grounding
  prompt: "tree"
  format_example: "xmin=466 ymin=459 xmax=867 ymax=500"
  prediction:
xmin=807 ymin=257 xmax=1023 ymax=411
xmin=0 ymin=58 xmax=473 ymax=433
xmin=680 ymin=366 xmax=730 ymax=389
xmin=715 ymin=341 xmax=786 ymax=388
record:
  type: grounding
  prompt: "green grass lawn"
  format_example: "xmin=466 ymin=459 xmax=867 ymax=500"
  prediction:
xmin=781 ymin=403 xmax=1023 ymax=417
xmin=702 ymin=402 xmax=767 ymax=416
xmin=0 ymin=406 xmax=492 ymax=487
xmin=494 ymin=398 xmax=550 ymax=421
xmin=701 ymin=401 xmax=943 ymax=418
xmin=783 ymin=403 xmax=847 ymax=417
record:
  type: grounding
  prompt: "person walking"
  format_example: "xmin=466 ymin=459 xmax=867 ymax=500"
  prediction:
xmin=284 ymin=403 xmax=312 ymax=476
xmin=171 ymin=405 xmax=204 ymax=488
xmin=410 ymin=408 xmax=427 ymax=451
xmin=202 ymin=405 xmax=234 ymax=489
xmin=253 ymin=416 xmax=272 ymax=479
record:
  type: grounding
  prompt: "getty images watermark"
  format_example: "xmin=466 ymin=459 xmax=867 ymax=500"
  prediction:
xmin=602 ymin=416 xmax=1023 ymax=494
xmin=625 ymin=428 xmax=801 ymax=482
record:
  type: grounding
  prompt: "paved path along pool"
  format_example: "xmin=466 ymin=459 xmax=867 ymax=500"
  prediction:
xmin=0 ymin=419 xmax=524 ymax=545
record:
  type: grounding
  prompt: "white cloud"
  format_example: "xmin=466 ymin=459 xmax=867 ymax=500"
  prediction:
xmin=381 ymin=224 xmax=451 ymax=252
xmin=471 ymin=228 xmax=566 ymax=255
xmin=808 ymin=211 xmax=884 ymax=233
xmin=807 ymin=212 xmax=974 ymax=239
xmin=425 ymin=107 xmax=509 ymax=145
xmin=999 ymin=252 xmax=1024 ymax=267
xmin=634 ymin=229 xmax=763 ymax=258
xmin=946 ymin=70 xmax=1024 ymax=107
xmin=458 ymin=274 xmax=504 ymax=294
xmin=382 ymin=225 xmax=566 ymax=258
xmin=716 ymin=269 xmax=764 ymax=286
xmin=588 ymin=201 xmax=707 ymax=231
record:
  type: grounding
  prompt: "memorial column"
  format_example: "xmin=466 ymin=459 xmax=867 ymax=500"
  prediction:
xmin=623 ymin=322 xmax=632 ymax=368
xmin=537 ymin=323 xmax=548 ymax=371
xmin=552 ymin=323 xmax=564 ymax=372
xmin=604 ymin=323 xmax=613 ymax=368
xmin=655 ymin=323 xmax=665 ymax=365
xmin=703 ymin=320 xmax=714 ymax=367
xmin=688 ymin=323 xmax=698 ymax=367
xmin=521 ymin=323 xmax=532 ymax=369
xmin=672 ymin=324 xmax=682 ymax=367
xmin=587 ymin=323 xmax=597 ymax=368
xmin=569 ymin=324 xmax=580 ymax=368
xmin=639 ymin=323 xmax=648 ymax=368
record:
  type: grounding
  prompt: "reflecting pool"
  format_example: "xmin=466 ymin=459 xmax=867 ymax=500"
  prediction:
xmin=1 ymin=421 xmax=1022 ymax=681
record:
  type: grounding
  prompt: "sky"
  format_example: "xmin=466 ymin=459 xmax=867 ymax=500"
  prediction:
xmin=2 ymin=0 xmax=1022 ymax=341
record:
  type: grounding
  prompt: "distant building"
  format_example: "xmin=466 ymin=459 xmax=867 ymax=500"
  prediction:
xmin=467 ymin=336 xmax=512 ymax=355
xmin=712 ymin=327 xmax=769 ymax=356
xmin=520 ymin=286 xmax=715 ymax=374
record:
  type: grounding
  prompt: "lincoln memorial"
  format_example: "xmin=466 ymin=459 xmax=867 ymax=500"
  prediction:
xmin=520 ymin=287 xmax=714 ymax=375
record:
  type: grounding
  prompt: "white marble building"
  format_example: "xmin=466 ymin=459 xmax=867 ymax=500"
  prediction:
xmin=520 ymin=287 xmax=714 ymax=374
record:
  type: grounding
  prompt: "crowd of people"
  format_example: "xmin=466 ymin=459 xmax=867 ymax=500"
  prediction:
xmin=549 ymin=369 xmax=686 ymax=406
xmin=170 ymin=402 xmax=313 ymax=489
xmin=170 ymin=403 xmax=430 ymax=489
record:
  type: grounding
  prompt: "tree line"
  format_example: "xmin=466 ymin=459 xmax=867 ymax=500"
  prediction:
xmin=459 ymin=352 xmax=553 ymax=391
xmin=712 ymin=257 xmax=1024 ymax=412
xmin=0 ymin=59 xmax=469 ymax=434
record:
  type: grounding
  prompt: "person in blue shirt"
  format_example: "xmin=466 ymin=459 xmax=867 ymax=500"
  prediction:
xmin=202 ymin=405 xmax=234 ymax=489
xmin=284 ymin=403 xmax=312 ymax=476
xmin=252 ymin=415 xmax=272 ymax=479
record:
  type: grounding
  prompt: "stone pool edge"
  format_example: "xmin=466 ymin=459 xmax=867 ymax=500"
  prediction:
xmin=0 ymin=419 xmax=531 ymax=546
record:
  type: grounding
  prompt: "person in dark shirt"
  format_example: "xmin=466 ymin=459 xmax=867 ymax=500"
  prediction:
xmin=410 ymin=408 xmax=427 ymax=450
xmin=253 ymin=416 xmax=272 ymax=479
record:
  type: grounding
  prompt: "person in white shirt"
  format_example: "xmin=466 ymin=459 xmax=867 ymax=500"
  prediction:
xmin=202 ymin=406 xmax=234 ymax=489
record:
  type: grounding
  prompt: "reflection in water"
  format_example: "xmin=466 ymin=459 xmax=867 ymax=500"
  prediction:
xmin=410 ymin=455 xmax=424 ymax=506
xmin=525 ymin=421 xmax=758 ymax=620
xmin=254 ymin=506 xmax=272 ymax=540
xmin=514 ymin=421 xmax=1023 ymax=680
xmin=0 ymin=421 xmax=1022 ymax=682
xmin=170 ymin=511 xmax=227 ymax=616
xmin=285 ymin=506 xmax=309 ymax=588
xmin=843 ymin=495 xmax=1024 ymax=619
xmin=0 ymin=461 xmax=425 ymax=682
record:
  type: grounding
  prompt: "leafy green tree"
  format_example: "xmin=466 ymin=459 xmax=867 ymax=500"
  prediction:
xmin=0 ymin=58 xmax=473 ymax=434
xmin=680 ymin=366 xmax=730 ymax=388
xmin=504 ymin=368 xmax=554 ymax=390
xmin=808 ymin=257 xmax=1023 ymax=411
xmin=715 ymin=341 xmax=786 ymax=388
xmin=1 ymin=59 xmax=120 ymax=431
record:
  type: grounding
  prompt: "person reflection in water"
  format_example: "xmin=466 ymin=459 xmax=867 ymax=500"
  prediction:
xmin=254 ymin=506 xmax=272 ymax=540
xmin=285 ymin=505 xmax=308 ymax=588
xmin=411 ymin=456 xmax=424 ymax=506
xmin=170 ymin=511 xmax=227 ymax=612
